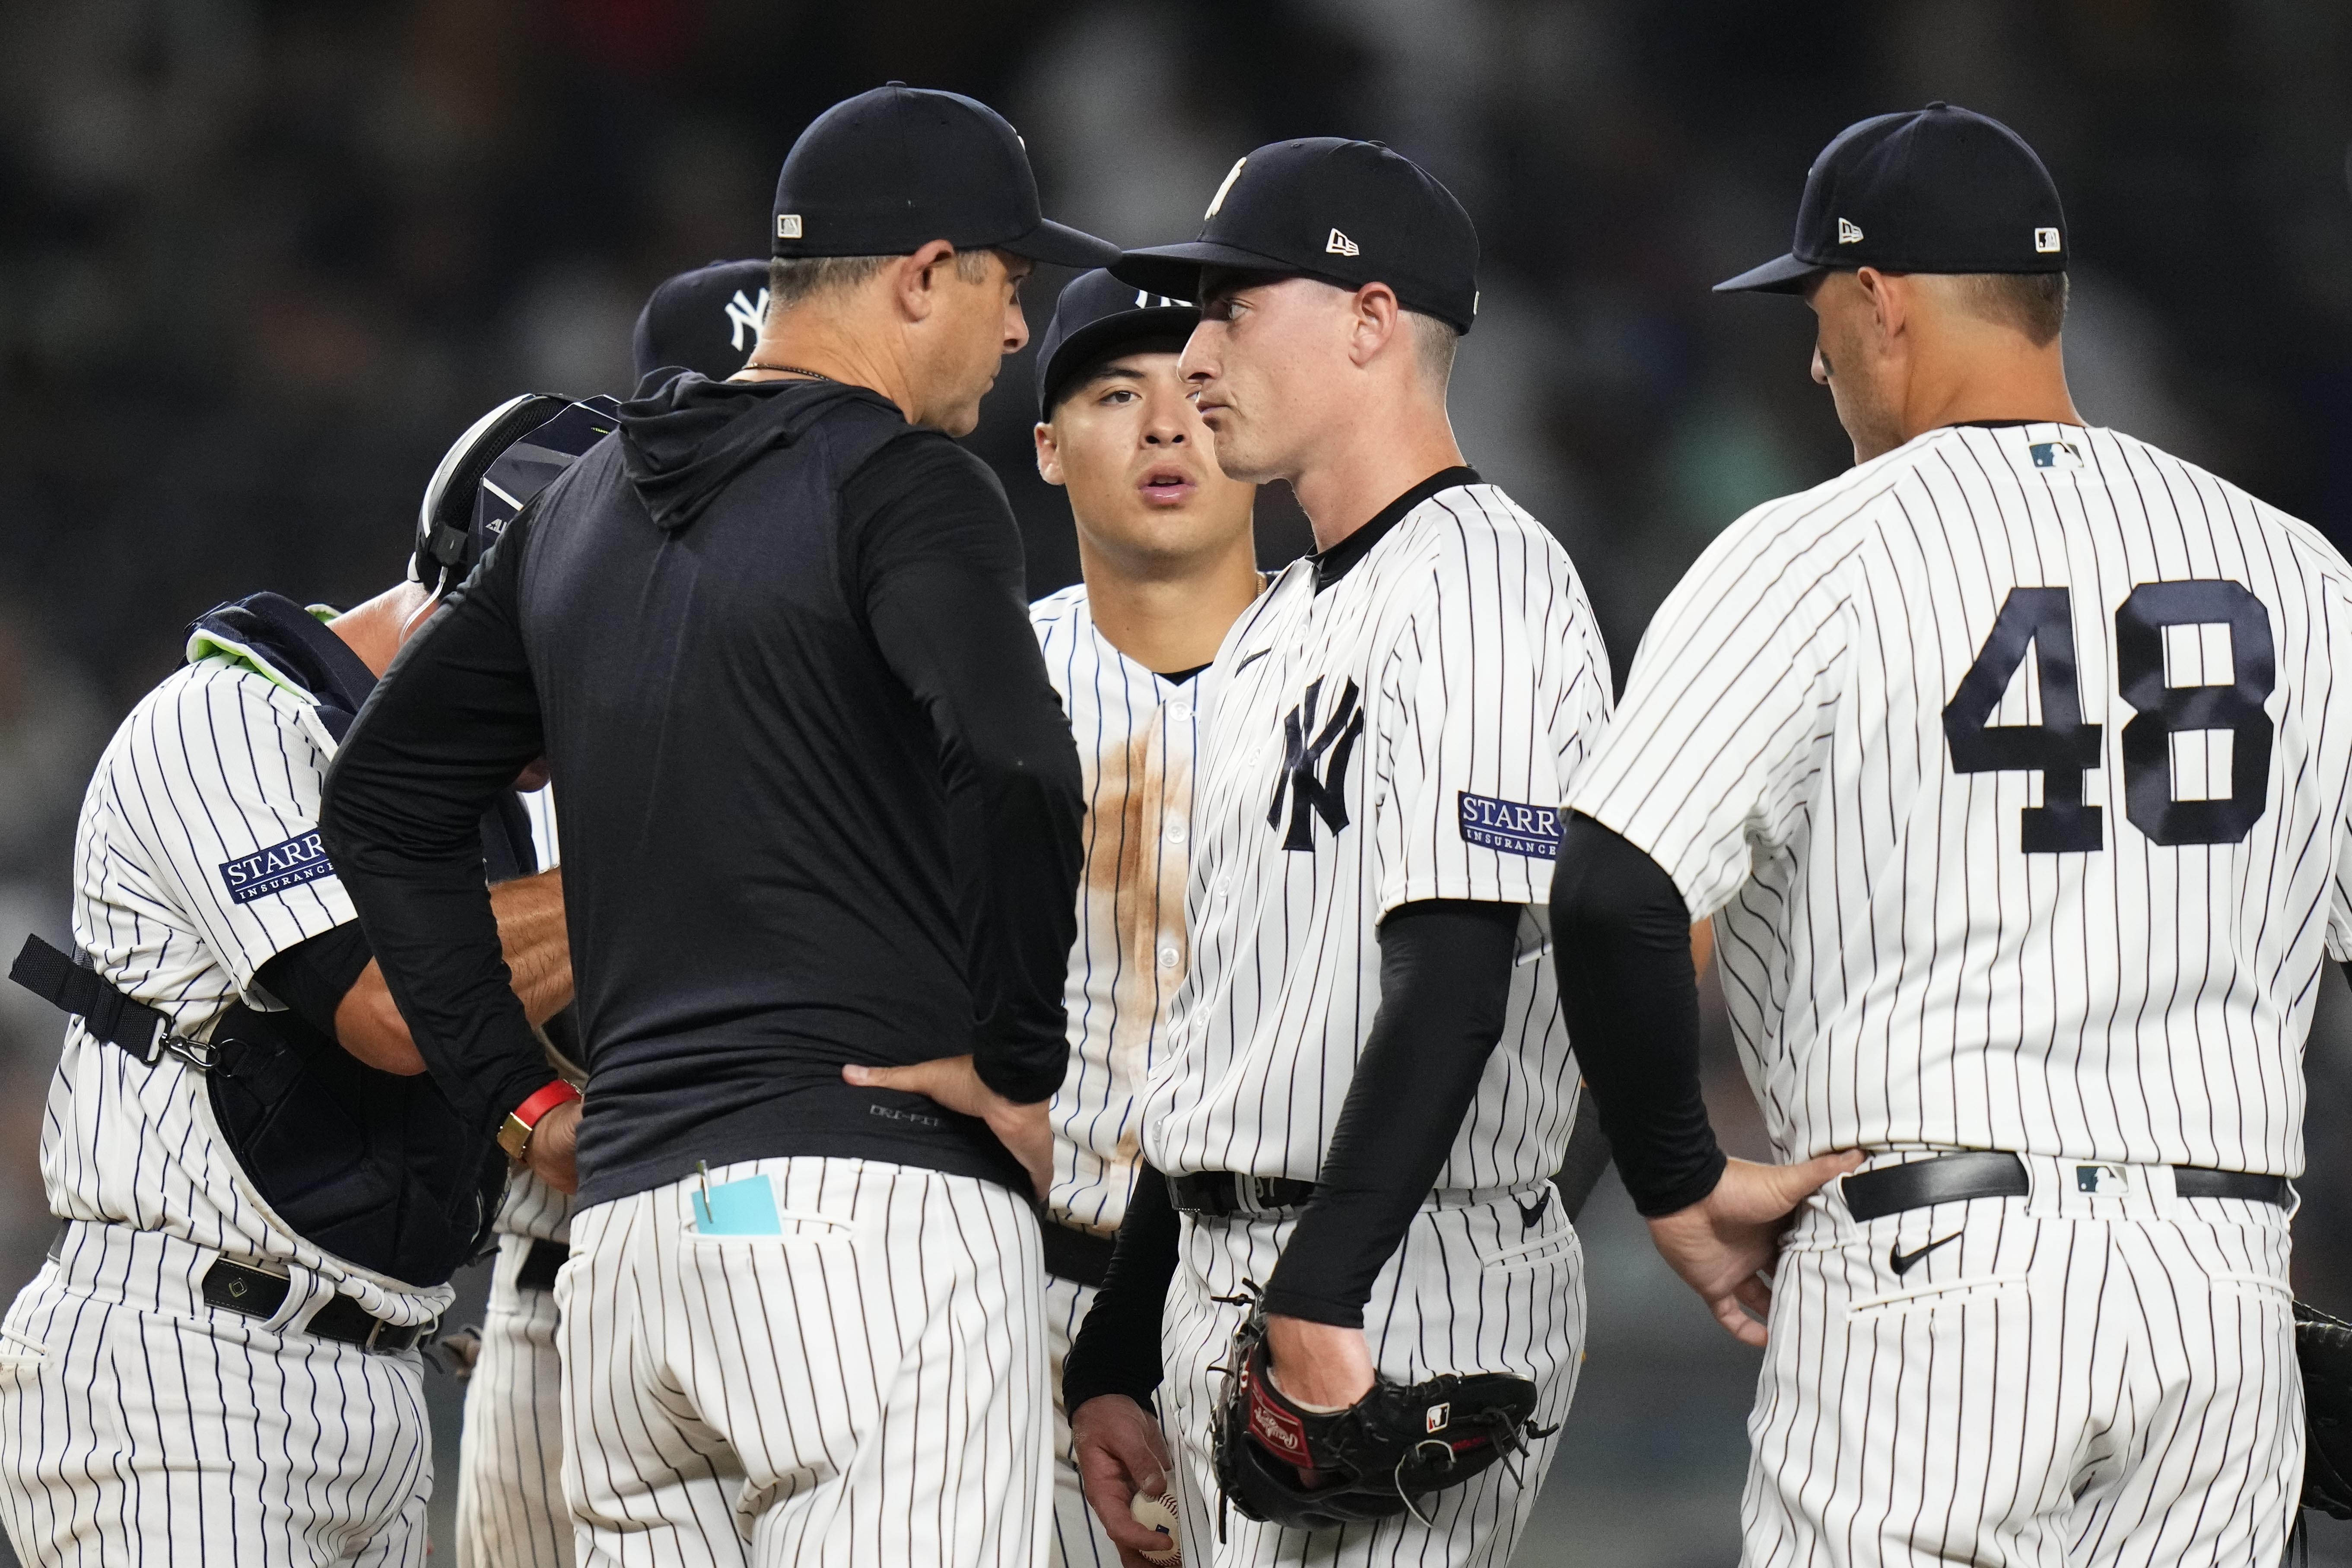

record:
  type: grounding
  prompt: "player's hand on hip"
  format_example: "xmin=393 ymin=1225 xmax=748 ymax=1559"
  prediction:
xmin=1646 ymin=1151 xmax=1861 ymax=1348
xmin=523 ymin=1096 xmax=582 ymax=1195
xmin=841 ymin=1057 xmax=1053 ymax=1201
xmin=1264 ymin=1315 xmax=1376 ymax=1411
xmin=1071 ymin=1395 xmax=1182 ymax=1567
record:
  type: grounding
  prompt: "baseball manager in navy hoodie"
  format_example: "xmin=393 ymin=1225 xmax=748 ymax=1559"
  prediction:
xmin=321 ymin=84 xmax=1109 ymax=1566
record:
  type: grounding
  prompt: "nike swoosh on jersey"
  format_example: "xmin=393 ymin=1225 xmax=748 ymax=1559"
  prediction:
xmin=1888 ymin=1232 xmax=1962 ymax=1276
xmin=1515 ymin=1188 xmax=1551 ymax=1229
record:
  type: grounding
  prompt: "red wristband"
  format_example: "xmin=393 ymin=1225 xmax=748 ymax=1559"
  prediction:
xmin=498 ymin=1079 xmax=582 ymax=1160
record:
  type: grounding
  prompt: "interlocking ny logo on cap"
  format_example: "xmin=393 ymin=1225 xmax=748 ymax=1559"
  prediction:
xmin=1837 ymin=218 xmax=1864 ymax=244
xmin=1206 ymin=157 xmax=1247 ymax=219
xmin=2034 ymin=226 xmax=2061 ymax=253
xmin=725 ymin=287 xmax=770 ymax=351
xmin=776 ymin=214 xmax=804 ymax=240
xmin=1325 ymin=228 xmax=1360 ymax=257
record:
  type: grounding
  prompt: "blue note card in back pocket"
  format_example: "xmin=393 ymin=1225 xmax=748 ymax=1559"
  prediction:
xmin=692 ymin=1175 xmax=782 ymax=1235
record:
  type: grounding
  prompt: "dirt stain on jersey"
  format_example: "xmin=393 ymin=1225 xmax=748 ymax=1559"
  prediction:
xmin=1080 ymin=714 xmax=1192 ymax=1164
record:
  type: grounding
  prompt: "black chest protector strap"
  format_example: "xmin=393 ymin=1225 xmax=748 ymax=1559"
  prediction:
xmin=9 ymin=935 xmax=216 ymax=1070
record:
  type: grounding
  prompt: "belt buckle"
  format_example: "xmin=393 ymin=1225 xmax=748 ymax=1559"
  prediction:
xmin=1240 ymin=1177 xmax=1287 ymax=1216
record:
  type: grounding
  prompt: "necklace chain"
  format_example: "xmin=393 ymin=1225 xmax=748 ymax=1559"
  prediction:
xmin=744 ymin=363 xmax=835 ymax=382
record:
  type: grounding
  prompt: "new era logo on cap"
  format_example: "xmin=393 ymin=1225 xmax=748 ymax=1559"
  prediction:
xmin=1326 ymin=229 xmax=1360 ymax=257
xmin=1837 ymin=217 xmax=1865 ymax=244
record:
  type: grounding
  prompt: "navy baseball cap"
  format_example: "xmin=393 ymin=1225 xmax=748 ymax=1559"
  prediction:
xmin=632 ymin=259 xmax=770 ymax=386
xmin=1112 ymin=139 xmax=1480 ymax=333
xmin=772 ymin=84 xmax=1118 ymax=270
xmin=1034 ymin=270 xmax=1198 ymax=416
xmin=1717 ymin=102 xmax=2068 ymax=294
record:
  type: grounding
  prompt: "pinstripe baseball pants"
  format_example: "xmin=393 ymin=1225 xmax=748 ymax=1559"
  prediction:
xmin=555 ymin=1156 xmax=1051 ymax=1568
xmin=457 ymin=1230 xmax=572 ymax=1568
xmin=1745 ymin=1156 xmax=2300 ymax=1566
xmin=1159 ymin=1184 xmax=1585 ymax=1568
xmin=0 ymin=1222 xmax=430 ymax=1567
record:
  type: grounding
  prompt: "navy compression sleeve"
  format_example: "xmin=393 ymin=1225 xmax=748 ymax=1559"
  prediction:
xmin=1549 ymin=811 xmax=1726 ymax=1217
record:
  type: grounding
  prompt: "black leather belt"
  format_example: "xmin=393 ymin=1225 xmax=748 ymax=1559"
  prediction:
xmin=200 ymin=1258 xmax=431 ymax=1353
xmin=1166 ymin=1172 xmax=1317 ymax=1218
xmin=515 ymin=1238 xmax=569 ymax=1292
xmin=1841 ymin=1151 xmax=2289 ymax=1223
xmin=1041 ymin=1222 xmax=1116 ymax=1289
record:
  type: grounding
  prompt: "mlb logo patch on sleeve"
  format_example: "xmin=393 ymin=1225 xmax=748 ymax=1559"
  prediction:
xmin=219 ymin=831 xmax=335 ymax=905
xmin=1457 ymin=793 xmax=1562 ymax=860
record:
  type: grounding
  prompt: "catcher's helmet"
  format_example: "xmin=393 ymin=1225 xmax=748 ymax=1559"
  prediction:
xmin=412 ymin=394 xmax=620 ymax=590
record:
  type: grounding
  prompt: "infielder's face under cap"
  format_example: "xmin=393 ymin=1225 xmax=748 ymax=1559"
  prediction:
xmin=771 ymin=83 xmax=1119 ymax=270
xmin=1112 ymin=138 xmax=1480 ymax=333
xmin=1717 ymin=102 xmax=2068 ymax=294
xmin=1033 ymin=268 xmax=1199 ymax=417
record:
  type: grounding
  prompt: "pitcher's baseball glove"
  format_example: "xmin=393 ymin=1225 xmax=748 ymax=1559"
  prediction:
xmin=2298 ymin=1299 xmax=2352 ymax=1519
xmin=1210 ymin=1291 xmax=1552 ymax=1533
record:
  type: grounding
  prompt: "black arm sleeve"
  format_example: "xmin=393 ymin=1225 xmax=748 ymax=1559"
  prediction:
xmin=850 ymin=440 xmax=1083 ymax=1105
xmin=320 ymin=515 xmax=552 ymax=1140
xmin=1259 ymin=898 xmax=1521 ymax=1328
xmin=1550 ymin=811 xmax=1727 ymax=1217
xmin=254 ymin=922 xmax=374 ymax=1040
xmin=1062 ymin=1163 xmax=1181 ymax=1411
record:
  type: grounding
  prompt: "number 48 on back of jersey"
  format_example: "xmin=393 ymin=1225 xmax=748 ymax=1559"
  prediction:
xmin=1942 ymin=579 xmax=2276 ymax=852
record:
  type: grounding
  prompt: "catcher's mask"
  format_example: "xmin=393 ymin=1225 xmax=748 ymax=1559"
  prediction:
xmin=412 ymin=393 xmax=619 ymax=592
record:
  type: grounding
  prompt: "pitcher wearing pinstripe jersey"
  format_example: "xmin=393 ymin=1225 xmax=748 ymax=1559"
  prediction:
xmin=1556 ymin=105 xmax=2338 ymax=1568
xmin=1063 ymin=143 xmax=1606 ymax=1568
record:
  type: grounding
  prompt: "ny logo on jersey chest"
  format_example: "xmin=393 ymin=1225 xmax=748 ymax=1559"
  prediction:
xmin=1268 ymin=677 xmax=1364 ymax=851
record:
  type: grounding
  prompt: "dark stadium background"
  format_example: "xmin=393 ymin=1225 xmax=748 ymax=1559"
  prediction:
xmin=2 ymin=2 xmax=2349 ymax=1562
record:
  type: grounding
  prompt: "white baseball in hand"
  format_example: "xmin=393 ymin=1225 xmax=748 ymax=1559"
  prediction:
xmin=1129 ymin=1491 xmax=1180 ymax=1565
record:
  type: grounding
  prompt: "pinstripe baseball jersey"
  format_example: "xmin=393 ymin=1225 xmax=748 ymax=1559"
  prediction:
xmin=1030 ymin=584 xmax=1207 ymax=1235
xmin=1141 ymin=478 xmax=1611 ymax=1186
xmin=45 ymin=635 xmax=449 ymax=1319
xmin=1568 ymin=420 xmax=2352 ymax=1178
xmin=495 ymin=784 xmax=573 ymax=1244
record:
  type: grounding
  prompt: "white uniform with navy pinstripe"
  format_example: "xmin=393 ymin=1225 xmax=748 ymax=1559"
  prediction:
xmin=1567 ymin=421 xmax=2352 ymax=1566
xmin=1030 ymin=584 xmax=1208 ymax=1568
xmin=0 ymin=635 xmax=448 ymax=1567
xmin=455 ymin=784 xmax=575 ymax=1568
xmin=1144 ymin=480 xmax=1607 ymax=1567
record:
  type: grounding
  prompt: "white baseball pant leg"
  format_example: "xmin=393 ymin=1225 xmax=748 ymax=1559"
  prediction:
xmin=457 ymin=1230 xmax=572 ymax=1568
xmin=1159 ymin=1184 xmax=1585 ymax=1568
xmin=0 ymin=1222 xmax=429 ymax=1567
xmin=557 ymin=1156 xmax=1051 ymax=1568
xmin=1743 ymin=1157 xmax=2300 ymax=1567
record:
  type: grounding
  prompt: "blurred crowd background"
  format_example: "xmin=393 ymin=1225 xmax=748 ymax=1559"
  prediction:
xmin=3 ymin=1 xmax=2351 ymax=1562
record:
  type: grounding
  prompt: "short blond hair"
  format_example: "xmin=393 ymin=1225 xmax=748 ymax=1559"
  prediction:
xmin=1408 ymin=310 xmax=1459 ymax=388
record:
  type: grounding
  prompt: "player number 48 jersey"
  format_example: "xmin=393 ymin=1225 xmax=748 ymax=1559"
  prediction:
xmin=1569 ymin=422 xmax=2352 ymax=1178
xmin=1142 ymin=480 xmax=1612 ymax=1191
